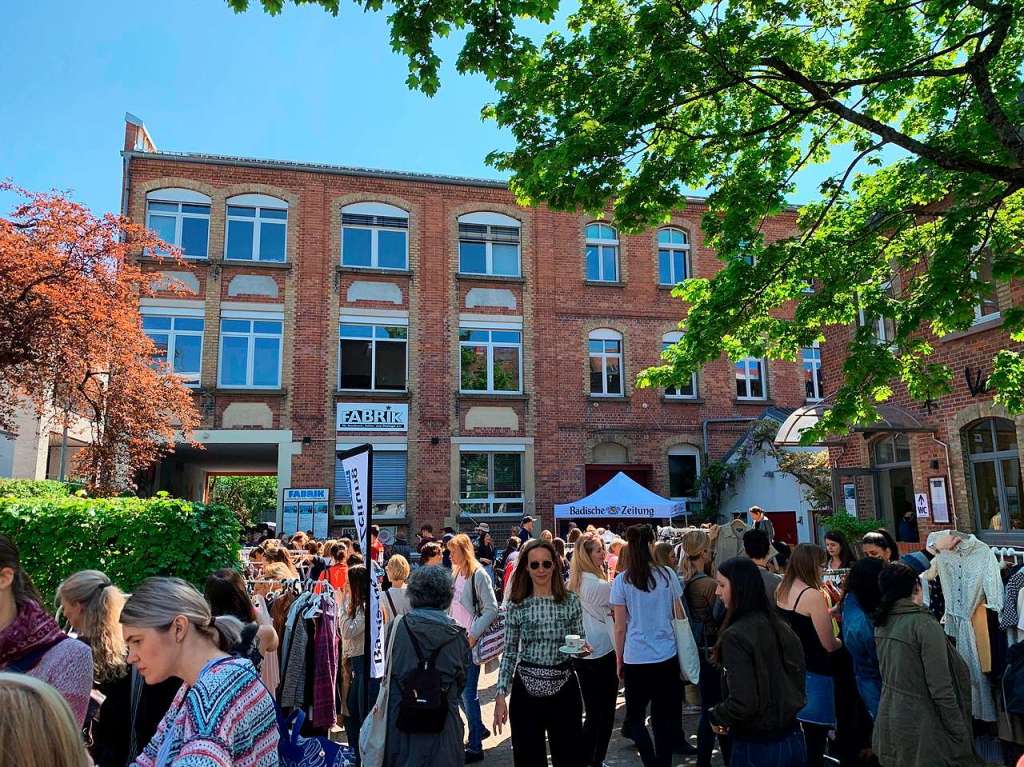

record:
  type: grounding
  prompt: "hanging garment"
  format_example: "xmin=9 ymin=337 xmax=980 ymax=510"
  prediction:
xmin=972 ymin=604 xmax=991 ymax=674
xmin=1002 ymin=568 xmax=1024 ymax=630
xmin=312 ymin=594 xmax=339 ymax=728
xmin=933 ymin=534 xmax=1004 ymax=721
xmin=711 ymin=520 xmax=749 ymax=564
xmin=252 ymin=594 xmax=281 ymax=698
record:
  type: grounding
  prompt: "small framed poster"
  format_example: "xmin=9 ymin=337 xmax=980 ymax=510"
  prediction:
xmin=282 ymin=488 xmax=329 ymax=536
xmin=929 ymin=476 xmax=950 ymax=524
xmin=843 ymin=483 xmax=857 ymax=516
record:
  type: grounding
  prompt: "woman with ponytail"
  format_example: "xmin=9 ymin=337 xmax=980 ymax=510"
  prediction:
xmin=872 ymin=562 xmax=980 ymax=767
xmin=0 ymin=535 xmax=93 ymax=726
xmin=119 ymin=577 xmax=278 ymax=766
xmin=57 ymin=570 xmax=179 ymax=766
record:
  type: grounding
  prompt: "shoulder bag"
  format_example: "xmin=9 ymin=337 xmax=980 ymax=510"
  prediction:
xmin=470 ymin=569 xmax=506 ymax=665
xmin=670 ymin=575 xmax=700 ymax=684
xmin=359 ymin=614 xmax=402 ymax=767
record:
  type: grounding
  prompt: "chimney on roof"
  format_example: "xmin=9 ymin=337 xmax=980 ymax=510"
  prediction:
xmin=124 ymin=112 xmax=157 ymax=152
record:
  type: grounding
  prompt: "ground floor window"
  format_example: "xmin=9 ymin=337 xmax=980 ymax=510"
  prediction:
xmin=966 ymin=418 xmax=1023 ymax=533
xmin=459 ymin=451 xmax=524 ymax=516
xmin=335 ymin=449 xmax=407 ymax=518
xmin=668 ymin=445 xmax=701 ymax=518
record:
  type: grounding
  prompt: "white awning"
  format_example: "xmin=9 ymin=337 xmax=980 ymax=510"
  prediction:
xmin=554 ymin=472 xmax=685 ymax=520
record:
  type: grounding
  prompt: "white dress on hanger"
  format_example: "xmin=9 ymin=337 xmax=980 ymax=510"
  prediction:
xmin=253 ymin=593 xmax=280 ymax=697
xmin=933 ymin=535 xmax=1004 ymax=721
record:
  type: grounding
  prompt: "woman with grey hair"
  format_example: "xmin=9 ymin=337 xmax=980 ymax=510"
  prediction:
xmin=119 ymin=577 xmax=278 ymax=766
xmin=381 ymin=565 xmax=472 ymax=767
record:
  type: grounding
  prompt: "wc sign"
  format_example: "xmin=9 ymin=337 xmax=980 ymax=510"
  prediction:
xmin=915 ymin=492 xmax=930 ymax=518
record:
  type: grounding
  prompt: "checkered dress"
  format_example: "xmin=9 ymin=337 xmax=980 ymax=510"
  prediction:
xmin=496 ymin=593 xmax=584 ymax=696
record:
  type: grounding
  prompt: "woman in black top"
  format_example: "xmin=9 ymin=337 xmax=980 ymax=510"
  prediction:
xmin=710 ymin=557 xmax=807 ymax=767
xmin=204 ymin=569 xmax=278 ymax=672
xmin=775 ymin=545 xmax=842 ymax=767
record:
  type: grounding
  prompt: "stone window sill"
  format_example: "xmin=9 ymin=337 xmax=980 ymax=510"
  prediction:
xmin=940 ymin=314 xmax=1003 ymax=343
xmin=335 ymin=389 xmax=411 ymax=399
xmin=458 ymin=392 xmax=529 ymax=401
xmin=337 ymin=266 xmax=413 ymax=277
xmin=220 ymin=260 xmax=292 ymax=270
xmin=456 ymin=273 xmax=526 ymax=284
xmin=215 ymin=388 xmax=288 ymax=396
xmin=663 ymin=396 xmax=704 ymax=404
xmin=584 ymin=280 xmax=625 ymax=288
xmin=589 ymin=395 xmax=629 ymax=402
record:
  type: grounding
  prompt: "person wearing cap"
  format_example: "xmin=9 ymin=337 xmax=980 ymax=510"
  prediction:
xmin=518 ymin=516 xmax=535 ymax=545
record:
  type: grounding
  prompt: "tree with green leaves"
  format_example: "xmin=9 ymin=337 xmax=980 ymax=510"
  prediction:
xmin=208 ymin=475 xmax=277 ymax=526
xmin=230 ymin=0 xmax=1024 ymax=440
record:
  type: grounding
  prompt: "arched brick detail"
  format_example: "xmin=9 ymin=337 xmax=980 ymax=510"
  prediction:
xmin=585 ymin=433 xmax=634 ymax=463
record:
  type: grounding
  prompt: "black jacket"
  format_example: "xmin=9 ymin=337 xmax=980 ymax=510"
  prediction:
xmin=710 ymin=612 xmax=806 ymax=740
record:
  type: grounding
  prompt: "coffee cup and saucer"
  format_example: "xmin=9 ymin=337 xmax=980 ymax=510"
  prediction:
xmin=559 ymin=634 xmax=587 ymax=656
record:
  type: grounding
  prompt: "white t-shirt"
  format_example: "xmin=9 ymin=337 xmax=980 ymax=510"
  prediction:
xmin=610 ymin=566 xmax=682 ymax=665
xmin=450 ymin=574 xmax=474 ymax=631
xmin=579 ymin=572 xmax=614 ymax=659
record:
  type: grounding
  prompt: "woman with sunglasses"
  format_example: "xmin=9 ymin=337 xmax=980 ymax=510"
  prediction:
xmin=493 ymin=539 xmax=587 ymax=766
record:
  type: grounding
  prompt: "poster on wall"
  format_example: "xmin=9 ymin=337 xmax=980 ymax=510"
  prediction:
xmin=929 ymin=477 xmax=950 ymax=524
xmin=842 ymin=483 xmax=857 ymax=516
xmin=282 ymin=489 xmax=329 ymax=537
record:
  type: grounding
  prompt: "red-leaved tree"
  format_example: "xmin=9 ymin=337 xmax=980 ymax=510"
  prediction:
xmin=0 ymin=183 xmax=200 ymax=495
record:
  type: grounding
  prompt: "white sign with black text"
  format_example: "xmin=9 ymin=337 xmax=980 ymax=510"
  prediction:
xmin=337 ymin=403 xmax=408 ymax=432
xmin=915 ymin=492 xmax=931 ymax=519
xmin=930 ymin=477 xmax=950 ymax=524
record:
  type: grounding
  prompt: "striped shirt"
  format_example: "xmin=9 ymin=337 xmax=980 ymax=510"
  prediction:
xmin=132 ymin=658 xmax=278 ymax=767
xmin=496 ymin=593 xmax=584 ymax=696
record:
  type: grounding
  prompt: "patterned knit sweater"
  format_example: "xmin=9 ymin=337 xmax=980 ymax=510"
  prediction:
xmin=132 ymin=658 xmax=278 ymax=767
xmin=6 ymin=638 xmax=93 ymax=726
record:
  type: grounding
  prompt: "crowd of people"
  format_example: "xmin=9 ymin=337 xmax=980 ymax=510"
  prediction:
xmin=0 ymin=508 xmax=1016 ymax=767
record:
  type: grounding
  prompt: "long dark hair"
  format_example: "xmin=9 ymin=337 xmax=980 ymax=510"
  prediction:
xmin=862 ymin=529 xmax=899 ymax=562
xmin=508 ymin=540 xmax=568 ymax=604
xmin=824 ymin=530 xmax=857 ymax=568
xmin=204 ymin=569 xmax=256 ymax=623
xmin=0 ymin=535 xmax=42 ymax=607
xmin=873 ymin=562 xmax=919 ymax=627
xmin=624 ymin=524 xmax=669 ymax=592
xmin=777 ymin=543 xmax=825 ymax=604
xmin=713 ymin=556 xmax=782 ymax=662
xmin=843 ymin=557 xmax=885 ymax=615
xmin=347 ymin=565 xmax=369 ymax=618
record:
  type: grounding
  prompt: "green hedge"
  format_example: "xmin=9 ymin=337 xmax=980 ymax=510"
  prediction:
xmin=0 ymin=479 xmax=78 ymax=498
xmin=0 ymin=492 xmax=241 ymax=604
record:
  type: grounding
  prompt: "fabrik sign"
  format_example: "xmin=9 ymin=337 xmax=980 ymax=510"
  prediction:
xmin=336 ymin=403 xmax=408 ymax=432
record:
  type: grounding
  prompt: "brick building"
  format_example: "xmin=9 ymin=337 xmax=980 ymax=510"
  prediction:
xmin=797 ymin=249 xmax=1024 ymax=549
xmin=121 ymin=114 xmax=821 ymax=540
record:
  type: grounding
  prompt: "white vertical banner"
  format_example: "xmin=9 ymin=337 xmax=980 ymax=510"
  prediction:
xmin=339 ymin=444 xmax=384 ymax=680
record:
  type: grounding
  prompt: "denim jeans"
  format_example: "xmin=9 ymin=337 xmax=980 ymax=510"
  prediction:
xmin=730 ymin=728 xmax=807 ymax=767
xmin=462 ymin=660 xmax=485 ymax=752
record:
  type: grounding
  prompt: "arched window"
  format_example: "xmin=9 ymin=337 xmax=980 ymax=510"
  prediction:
xmin=662 ymin=331 xmax=697 ymax=399
xmin=585 ymin=223 xmax=619 ymax=282
xmin=341 ymin=202 xmax=409 ymax=270
xmin=657 ymin=228 xmax=690 ymax=285
xmin=225 ymin=194 xmax=288 ymax=263
xmin=965 ymin=418 xmax=1022 ymax=532
xmin=871 ymin=433 xmax=911 ymax=466
xmin=458 ymin=211 xmax=521 ymax=277
xmin=668 ymin=444 xmax=701 ymax=500
xmin=146 ymin=188 xmax=211 ymax=259
xmin=589 ymin=328 xmax=623 ymax=396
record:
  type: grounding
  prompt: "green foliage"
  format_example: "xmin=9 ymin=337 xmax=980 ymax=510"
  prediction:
xmin=208 ymin=475 xmax=277 ymax=527
xmin=775 ymin=451 xmax=833 ymax=510
xmin=0 ymin=492 xmax=241 ymax=604
xmin=233 ymin=0 xmax=1024 ymax=433
xmin=819 ymin=513 xmax=881 ymax=541
xmin=0 ymin=479 xmax=77 ymax=498
xmin=698 ymin=458 xmax=749 ymax=523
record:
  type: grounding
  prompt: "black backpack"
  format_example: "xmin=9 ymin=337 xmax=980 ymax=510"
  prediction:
xmin=396 ymin=622 xmax=459 ymax=734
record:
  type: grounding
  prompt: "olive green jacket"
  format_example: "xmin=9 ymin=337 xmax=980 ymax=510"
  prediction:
xmin=873 ymin=599 xmax=981 ymax=767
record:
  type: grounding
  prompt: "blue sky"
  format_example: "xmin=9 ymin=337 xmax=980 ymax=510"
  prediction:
xmin=1 ymin=0 xmax=869 ymax=218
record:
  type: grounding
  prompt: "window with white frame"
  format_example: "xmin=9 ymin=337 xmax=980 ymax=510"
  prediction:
xmin=589 ymin=329 xmax=624 ymax=396
xmin=341 ymin=202 xmax=409 ymax=270
xmin=225 ymin=194 xmax=288 ymax=262
xmin=662 ymin=332 xmax=697 ymax=398
xmin=460 ymin=325 xmax=522 ymax=393
xmin=658 ymin=228 xmax=690 ymax=285
xmin=338 ymin=321 xmax=407 ymax=391
xmin=973 ymin=250 xmax=1000 ymax=323
xmin=459 ymin=450 xmax=525 ymax=516
xmin=803 ymin=343 xmax=824 ymax=402
xmin=735 ymin=356 xmax=767 ymax=400
xmin=668 ymin=444 xmax=701 ymax=500
xmin=145 ymin=189 xmax=210 ymax=258
xmin=218 ymin=314 xmax=283 ymax=388
xmin=458 ymin=212 xmax=521 ymax=277
xmin=141 ymin=310 xmax=204 ymax=385
xmin=857 ymin=281 xmax=896 ymax=343
xmin=585 ymin=223 xmax=619 ymax=282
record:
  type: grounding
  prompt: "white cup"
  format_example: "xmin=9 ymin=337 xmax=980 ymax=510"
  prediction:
xmin=565 ymin=634 xmax=583 ymax=651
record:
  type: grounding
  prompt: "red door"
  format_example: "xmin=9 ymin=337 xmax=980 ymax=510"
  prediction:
xmin=765 ymin=511 xmax=798 ymax=546
xmin=567 ymin=465 xmax=654 ymax=536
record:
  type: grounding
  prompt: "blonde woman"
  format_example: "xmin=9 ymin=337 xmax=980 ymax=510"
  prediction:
xmin=382 ymin=554 xmax=411 ymax=621
xmin=0 ymin=672 xmax=91 ymax=767
xmin=448 ymin=533 xmax=499 ymax=762
xmin=119 ymin=577 xmax=278 ymax=766
xmin=568 ymin=532 xmax=618 ymax=767
xmin=58 ymin=570 xmax=180 ymax=767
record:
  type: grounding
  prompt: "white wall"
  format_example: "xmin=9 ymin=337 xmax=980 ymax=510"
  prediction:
xmin=725 ymin=447 xmax=823 ymax=543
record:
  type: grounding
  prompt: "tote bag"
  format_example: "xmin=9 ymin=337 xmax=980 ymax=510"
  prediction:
xmin=470 ymin=570 xmax=506 ymax=664
xmin=671 ymin=597 xmax=700 ymax=684
xmin=359 ymin=615 xmax=402 ymax=767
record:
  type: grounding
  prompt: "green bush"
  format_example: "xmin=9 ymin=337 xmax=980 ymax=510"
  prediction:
xmin=819 ymin=513 xmax=881 ymax=541
xmin=0 ymin=492 xmax=241 ymax=604
xmin=0 ymin=479 xmax=78 ymax=498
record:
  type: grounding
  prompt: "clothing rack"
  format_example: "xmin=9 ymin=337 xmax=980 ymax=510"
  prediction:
xmin=994 ymin=547 xmax=1024 ymax=564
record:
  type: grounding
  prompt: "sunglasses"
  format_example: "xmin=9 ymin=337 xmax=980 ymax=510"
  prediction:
xmin=529 ymin=560 xmax=554 ymax=570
